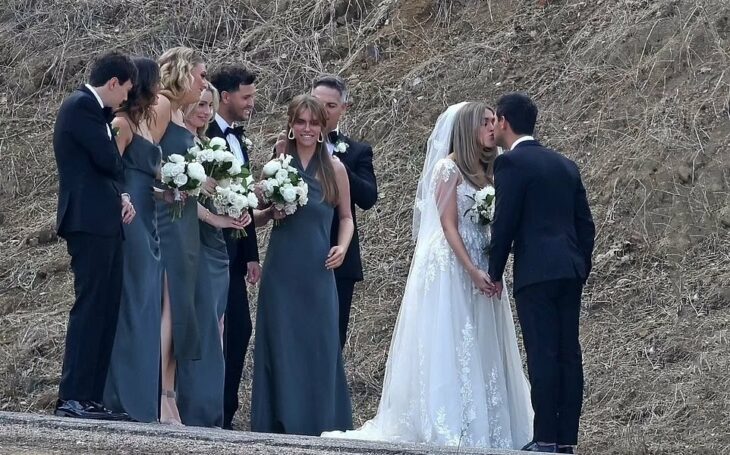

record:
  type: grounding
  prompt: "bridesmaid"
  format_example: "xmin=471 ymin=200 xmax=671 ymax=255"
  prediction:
xmin=103 ymin=57 xmax=166 ymax=423
xmin=149 ymin=47 xmax=207 ymax=425
xmin=251 ymin=95 xmax=354 ymax=435
xmin=177 ymin=84 xmax=249 ymax=427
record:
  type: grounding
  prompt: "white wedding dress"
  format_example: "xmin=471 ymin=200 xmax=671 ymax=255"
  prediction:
xmin=323 ymin=103 xmax=533 ymax=449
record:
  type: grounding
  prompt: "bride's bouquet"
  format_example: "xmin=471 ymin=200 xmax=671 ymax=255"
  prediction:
xmin=160 ymin=153 xmax=207 ymax=219
xmin=187 ymin=137 xmax=248 ymax=194
xmin=465 ymin=186 xmax=496 ymax=225
xmin=260 ymin=154 xmax=308 ymax=221
xmin=212 ymin=176 xmax=259 ymax=238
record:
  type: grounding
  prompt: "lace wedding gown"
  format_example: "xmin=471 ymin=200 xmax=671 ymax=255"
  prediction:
xmin=323 ymin=158 xmax=533 ymax=449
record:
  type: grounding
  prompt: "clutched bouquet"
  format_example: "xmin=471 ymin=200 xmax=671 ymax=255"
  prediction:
xmin=212 ymin=176 xmax=259 ymax=238
xmin=465 ymin=185 xmax=496 ymax=225
xmin=187 ymin=137 xmax=249 ymax=198
xmin=260 ymin=154 xmax=308 ymax=223
xmin=160 ymin=153 xmax=207 ymax=219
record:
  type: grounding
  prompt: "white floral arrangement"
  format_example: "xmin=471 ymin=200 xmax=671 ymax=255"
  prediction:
xmin=160 ymin=153 xmax=207 ymax=219
xmin=260 ymin=154 xmax=309 ymax=220
xmin=334 ymin=139 xmax=349 ymax=154
xmin=188 ymin=137 xmax=246 ymax=189
xmin=212 ymin=176 xmax=259 ymax=238
xmin=465 ymin=186 xmax=496 ymax=225
xmin=242 ymin=136 xmax=253 ymax=150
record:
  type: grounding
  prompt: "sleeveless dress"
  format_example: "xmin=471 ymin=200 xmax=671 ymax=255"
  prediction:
xmin=156 ymin=122 xmax=201 ymax=361
xmin=103 ymin=134 xmax=162 ymax=423
xmin=177 ymin=160 xmax=229 ymax=427
xmin=322 ymin=158 xmax=533 ymax=449
xmin=251 ymin=155 xmax=353 ymax=435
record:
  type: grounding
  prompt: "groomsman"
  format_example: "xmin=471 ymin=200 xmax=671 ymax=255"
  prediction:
xmin=53 ymin=52 xmax=137 ymax=420
xmin=311 ymin=75 xmax=378 ymax=348
xmin=207 ymin=65 xmax=260 ymax=430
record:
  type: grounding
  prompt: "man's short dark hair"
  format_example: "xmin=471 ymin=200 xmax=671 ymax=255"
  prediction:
xmin=209 ymin=65 xmax=257 ymax=93
xmin=312 ymin=74 xmax=349 ymax=103
xmin=496 ymin=92 xmax=538 ymax=136
xmin=89 ymin=51 xmax=137 ymax=87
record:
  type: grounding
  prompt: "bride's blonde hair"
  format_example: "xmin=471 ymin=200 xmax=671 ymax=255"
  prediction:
xmin=450 ymin=102 xmax=497 ymax=188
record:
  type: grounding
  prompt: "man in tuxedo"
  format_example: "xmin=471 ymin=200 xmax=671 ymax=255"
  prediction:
xmin=53 ymin=51 xmax=137 ymax=420
xmin=487 ymin=93 xmax=595 ymax=453
xmin=311 ymin=75 xmax=378 ymax=349
xmin=207 ymin=65 xmax=260 ymax=430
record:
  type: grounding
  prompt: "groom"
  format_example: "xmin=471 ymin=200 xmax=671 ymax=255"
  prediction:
xmin=487 ymin=93 xmax=595 ymax=453
xmin=311 ymin=75 xmax=378 ymax=348
xmin=53 ymin=51 xmax=137 ymax=420
xmin=207 ymin=64 xmax=260 ymax=430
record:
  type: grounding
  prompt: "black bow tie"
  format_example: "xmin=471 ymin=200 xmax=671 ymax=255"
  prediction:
xmin=224 ymin=125 xmax=245 ymax=138
xmin=328 ymin=130 xmax=339 ymax=144
xmin=102 ymin=107 xmax=115 ymax=124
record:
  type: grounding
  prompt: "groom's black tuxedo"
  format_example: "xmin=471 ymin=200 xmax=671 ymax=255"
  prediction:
xmin=488 ymin=140 xmax=594 ymax=291
xmin=206 ymin=119 xmax=259 ymax=429
xmin=54 ymin=85 xmax=125 ymax=403
xmin=488 ymin=139 xmax=595 ymax=446
xmin=329 ymin=132 xmax=378 ymax=348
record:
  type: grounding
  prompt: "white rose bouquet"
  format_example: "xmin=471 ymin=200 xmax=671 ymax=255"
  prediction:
xmin=160 ymin=153 xmax=207 ymax=219
xmin=212 ymin=176 xmax=259 ymax=238
xmin=260 ymin=154 xmax=309 ymax=223
xmin=187 ymin=138 xmax=249 ymax=194
xmin=465 ymin=185 xmax=496 ymax=225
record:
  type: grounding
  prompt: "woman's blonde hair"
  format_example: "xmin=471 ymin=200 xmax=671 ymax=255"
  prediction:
xmin=158 ymin=46 xmax=204 ymax=102
xmin=286 ymin=95 xmax=339 ymax=205
xmin=450 ymin=102 xmax=497 ymax=188
xmin=184 ymin=84 xmax=219 ymax=138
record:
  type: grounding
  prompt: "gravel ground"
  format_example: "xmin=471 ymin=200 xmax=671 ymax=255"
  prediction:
xmin=0 ymin=412 xmax=519 ymax=455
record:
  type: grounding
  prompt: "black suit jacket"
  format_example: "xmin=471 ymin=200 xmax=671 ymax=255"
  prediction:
xmin=206 ymin=120 xmax=259 ymax=270
xmin=488 ymin=140 xmax=595 ymax=293
xmin=54 ymin=86 xmax=124 ymax=238
xmin=330 ymin=133 xmax=378 ymax=282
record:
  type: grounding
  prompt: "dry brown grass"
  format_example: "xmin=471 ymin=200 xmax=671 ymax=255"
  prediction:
xmin=1 ymin=0 xmax=729 ymax=453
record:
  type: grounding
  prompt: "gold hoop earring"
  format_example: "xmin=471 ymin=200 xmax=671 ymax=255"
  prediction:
xmin=317 ymin=132 xmax=324 ymax=143
xmin=288 ymin=128 xmax=295 ymax=140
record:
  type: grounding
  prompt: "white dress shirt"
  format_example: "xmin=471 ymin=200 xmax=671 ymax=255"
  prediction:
xmin=510 ymin=135 xmax=535 ymax=150
xmin=214 ymin=113 xmax=245 ymax=165
xmin=85 ymin=84 xmax=112 ymax=139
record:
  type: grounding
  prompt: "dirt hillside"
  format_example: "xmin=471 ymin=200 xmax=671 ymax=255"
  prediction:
xmin=0 ymin=1 xmax=728 ymax=453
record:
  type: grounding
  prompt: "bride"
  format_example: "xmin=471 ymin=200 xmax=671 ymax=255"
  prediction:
xmin=323 ymin=102 xmax=533 ymax=449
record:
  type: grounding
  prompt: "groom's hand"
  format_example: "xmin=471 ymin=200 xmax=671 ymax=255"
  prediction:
xmin=488 ymin=280 xmax=503 ymax=298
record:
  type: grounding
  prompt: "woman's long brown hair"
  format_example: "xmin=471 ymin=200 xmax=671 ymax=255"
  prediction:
xmin=286 ymin=95 xmax=339 ymax=205
xmin=450 ymin=102 xmax=497 ymax=188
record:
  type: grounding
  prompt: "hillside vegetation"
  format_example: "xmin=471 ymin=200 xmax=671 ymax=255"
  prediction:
xmin=0 ymin=0 xmax=728 ymax=453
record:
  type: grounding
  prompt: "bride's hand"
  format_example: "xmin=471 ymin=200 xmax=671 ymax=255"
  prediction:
xmin=468 ymin=267 xmax=491 ymax=294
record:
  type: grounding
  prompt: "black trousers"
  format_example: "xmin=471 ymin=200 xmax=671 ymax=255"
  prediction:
xmin=514 ymin=279 xmax=584 ymax=446
xmin=335 ymin=278 xmax=356 ymax=349
xmin=223 ymin=264 xmax=253 ymax=428
xmin=58 ymin=232 xmax=123 ymax=403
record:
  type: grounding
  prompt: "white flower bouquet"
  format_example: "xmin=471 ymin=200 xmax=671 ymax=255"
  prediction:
xmin=465 ymin=186 xmax=496 ymax=225
xmin=187 ymin=137 xmax=248 ymax=191
xmin=160 ymin=153 xmax=207 ymax=219
xmin=212 ymin=176 xmax=259 ymax=238
xmin=260 ymin=154 xmax=309 ymax=222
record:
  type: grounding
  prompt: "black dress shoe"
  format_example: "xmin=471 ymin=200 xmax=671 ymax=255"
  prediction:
xmin=558 ymin=447 xmax=575 ymax=454
xmin=55 ymin=400 xmax=116 ymax=420
xmin=89 ymin=401 xmax=132 ymax=421
xmin=522 ymin=441 xmax=558 ymax=452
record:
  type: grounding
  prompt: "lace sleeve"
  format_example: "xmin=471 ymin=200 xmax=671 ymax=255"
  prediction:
xmin=431 ymin=158 xmax=459 ymax=188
